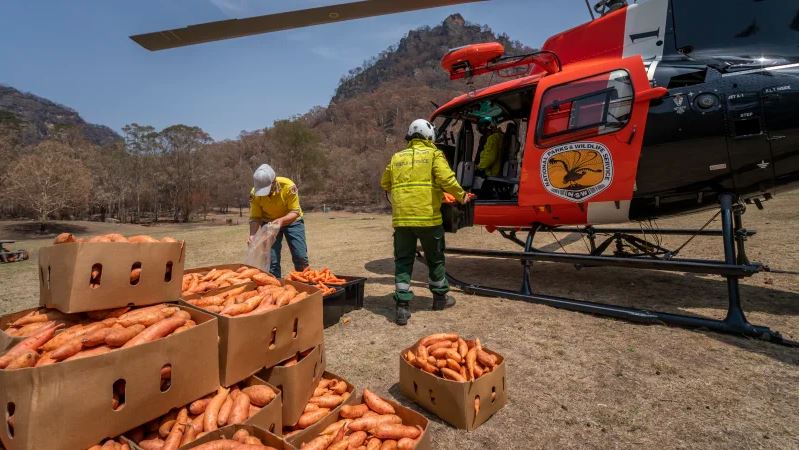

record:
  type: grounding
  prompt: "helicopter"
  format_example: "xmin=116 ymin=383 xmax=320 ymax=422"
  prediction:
xmin=130 ymin=0 xmax=799 ymax=344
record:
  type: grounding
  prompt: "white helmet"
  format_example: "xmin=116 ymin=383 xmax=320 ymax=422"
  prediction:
xmin=406 ymin=119 xmax=435 ymax=141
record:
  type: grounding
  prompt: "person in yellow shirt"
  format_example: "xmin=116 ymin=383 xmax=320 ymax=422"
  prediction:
xmin=248 ymin=164 xmax=308 ymax=278
xmin=381 ymin=119 xmax=472 ymax=326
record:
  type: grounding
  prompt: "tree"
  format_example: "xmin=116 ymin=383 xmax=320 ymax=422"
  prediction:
xmin=1 ymin=141 xmax=92 ymax=228
xmin=123 ymin=123 xmax=159 ymax=222
xmin=158 ymin=125 xmax=212 ymax=222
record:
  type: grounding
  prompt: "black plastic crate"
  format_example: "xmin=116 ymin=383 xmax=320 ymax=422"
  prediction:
xmin=320 ymin=276 xmax=366 ymax=328
xmin=339 ymin=276 xmax=366 ymax=308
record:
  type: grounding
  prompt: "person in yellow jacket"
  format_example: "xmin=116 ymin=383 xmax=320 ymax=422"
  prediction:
xmin=248 ymin=164 xmax=309 ymax=278
xmin=381 ymin=119 xmax=472 ymax=325
xmin=476 ymin=117 xmax=504 ymax=177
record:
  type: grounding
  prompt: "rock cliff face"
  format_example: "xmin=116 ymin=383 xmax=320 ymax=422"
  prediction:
xmin=0 ymin=85 xmax=120 ymax=146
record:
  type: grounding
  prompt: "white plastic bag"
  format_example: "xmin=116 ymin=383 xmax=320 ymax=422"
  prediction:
xmin=245 ymin=222 xmax=281 ymax=273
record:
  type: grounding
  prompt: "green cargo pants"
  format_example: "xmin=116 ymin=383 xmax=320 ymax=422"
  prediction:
xmin=393 ymin=225 xmax=449 ymax=303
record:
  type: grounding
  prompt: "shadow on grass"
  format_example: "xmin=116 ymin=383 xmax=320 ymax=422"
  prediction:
xmin=387 ymin=382 xmax=450 ymax=428
xmin=1 ymin=222 xmax=89 ymax=240
xmin=362 ymin=292 xmax=435 ymax=324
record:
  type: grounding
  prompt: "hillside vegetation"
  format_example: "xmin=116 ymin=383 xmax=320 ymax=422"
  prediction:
xmin=0 ymin=14 xmax=532 ymax=224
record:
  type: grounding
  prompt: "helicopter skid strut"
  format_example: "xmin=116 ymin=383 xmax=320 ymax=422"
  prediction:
xmin=436 ymin=193 xmax=794 ymax=346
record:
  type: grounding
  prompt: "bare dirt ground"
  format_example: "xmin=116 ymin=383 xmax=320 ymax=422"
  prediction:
xmin=1 ymin=193 xmax=798 ymax=449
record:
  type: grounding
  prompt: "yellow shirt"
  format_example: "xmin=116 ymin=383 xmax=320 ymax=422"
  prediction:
xmin=249 ymin=177 xmax=303 ymax=222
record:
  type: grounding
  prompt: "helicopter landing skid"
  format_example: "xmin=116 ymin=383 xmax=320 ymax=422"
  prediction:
xmin=434 ymin=193 xmax=794 ymax=346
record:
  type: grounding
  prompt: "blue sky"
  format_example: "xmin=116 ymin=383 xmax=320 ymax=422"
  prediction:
xmin=0 ymin=0 xmax=588 ymax=140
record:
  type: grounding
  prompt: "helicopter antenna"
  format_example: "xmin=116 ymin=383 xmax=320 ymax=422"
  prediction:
xmin=584 ymin=0 xmax=595 ymax=20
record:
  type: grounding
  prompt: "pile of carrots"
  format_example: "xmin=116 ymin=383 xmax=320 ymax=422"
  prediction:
xmin=297 ymin=389 xmax=422 ymax=450
xmin=86 ymin=439 xmax=130 ymax=449
xmin=96 ymin=383 xmax=277 ymax=450
xmin=287 ymin=267 xmax=346 ymax=297
xmin=54 ymin=233 xmax=178 ymax=244
xmin=186 ymin=283 xmax=310 ymax=317
xmin=164 ymin=428 xmax=278 ymax=450
xmin=182 ymin=266 xmax=280 ymax=297
xmin=3 ymin=308 xmax=75 ymax=337
xmin=404 ymin=333 xmax=500 ymax=382
xmin=284 ymin=375 xmax=352 ymax=435
xmin=0 ymin=304 xmax=196 ymax=370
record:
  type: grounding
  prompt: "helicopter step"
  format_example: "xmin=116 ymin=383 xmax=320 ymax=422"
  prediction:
xmin=434 ymin=193 xmax=795 ymax=346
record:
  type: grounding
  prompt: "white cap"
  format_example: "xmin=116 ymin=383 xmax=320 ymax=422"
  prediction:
xmin=253 ymin=164 xmax=275 ymax=196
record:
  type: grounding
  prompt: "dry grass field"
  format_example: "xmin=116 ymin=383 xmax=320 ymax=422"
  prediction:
xmin=1 ymin=193 xmax=798 ymax=449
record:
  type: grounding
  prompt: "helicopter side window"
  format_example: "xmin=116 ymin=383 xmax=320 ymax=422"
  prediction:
xmin=537 ymin=69 xmax=633 ymax=147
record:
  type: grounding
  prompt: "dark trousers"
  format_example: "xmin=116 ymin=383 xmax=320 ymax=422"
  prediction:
xmin=393 ymin=225 xmax=449 ymax=303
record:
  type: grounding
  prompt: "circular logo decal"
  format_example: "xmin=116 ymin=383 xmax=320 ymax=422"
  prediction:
xmin=540 ymin=142 xmax=613 ymax=202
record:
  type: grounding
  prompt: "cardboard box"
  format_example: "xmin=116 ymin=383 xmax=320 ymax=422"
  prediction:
xmin=182 ymin=280 xmax=323 ymax=386
xmin=399 ymin=346 xmax=507 ymax=430
xmin=283 ymin=371 xmax=357 ymax=444
xmin=180 ymin=424 xmax=296 ymax=450
xmin=0 ymin=308 xmax=37 ymax=351
xmin=258 ymin=342 xmax=326 ymax=426
xmin=289 ymin=393 xmax=431 ymax=450
xmin=38 ymin=241 xmax=185 ymax=313
xmin=0 ymin=305 xmax=220 ymax=450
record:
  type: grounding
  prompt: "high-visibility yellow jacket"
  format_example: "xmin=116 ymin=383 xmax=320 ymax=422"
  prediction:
xmin=477 ymin=130 xmax=504 ymax=177
xmin=380 ymin=139 xmax=466 ymax=228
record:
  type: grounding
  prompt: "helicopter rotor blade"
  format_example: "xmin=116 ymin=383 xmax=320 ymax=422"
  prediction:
xmin=130 ymin=0 xmax=487 ymax=51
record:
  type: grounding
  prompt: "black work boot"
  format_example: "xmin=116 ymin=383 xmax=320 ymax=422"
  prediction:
xmin=432 ymin=293 xmax=456 ymax=310
xmin=395 ymin=301 xmax=411 ymax=326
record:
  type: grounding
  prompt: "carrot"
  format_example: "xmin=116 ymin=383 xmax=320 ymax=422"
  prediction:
xmin=373 ymin=424 xmax=421 ymax=440
xmin=441 ymin=367 xmax=466 ymax=382
xmin=10 ymin=310 xmax=49 ymax=327
xmin=242 ymin=385 xmax=276 ymax=407
xmin=340 ymin=404 xmax=369 ymax=419
xmin=347 ymin=430 xmax=369 ymax=448
xmin=363 ymin=389 xmax=395 ymax=415
xmin=348 ymin=415 xmax=402 ymax=431
xmin=162 ymin=408 xmax=187 ymax=450
xmin=310 ymin=394 xmax=343 ymax=409
xmin=397 ymin=438 xmax=417 ymax=450
xmin=5 ymin=349 xmax=38 ymax=369
xmin=380 ymin=440 xmax=398 ymax=450
xmin=457 ymin=338 xmax=468 ymax=358
xmin=217 ymin=392 xmax=234 ymax=426
xmin=64 ymin=345 xmax=111 ymax=361
xmin=425 ymin=340 xmax=453 ymax=353
xmin=419 ymin=333 xmax=458 ymax=347
xmin=105 ymin=324 xmax=146 ymax=347
xmin=122 ymin=316 xmax=187 ymax=348
xmin=51 ymin=338 xmax=84 ymax=361
xmin=298 ymin=434 xmax=334 ymax=450
xmin=0 ymin=322 xmax=58 ymax=368
xmin=296 ymin=408 xmax=330 ymax=429
xmin=203 ymin=387 xmax=229 ymax=432
xmin=190 ymin=441 xmax=240 ymax=450
xmin=228 ymin=391 xmax=250 ymax=425
xmin=54 ymin=232 xmax=76 ymax=244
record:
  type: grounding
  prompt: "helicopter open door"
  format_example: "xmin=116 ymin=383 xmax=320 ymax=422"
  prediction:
xmin=521 ymin=56 xmax=666 ymax=224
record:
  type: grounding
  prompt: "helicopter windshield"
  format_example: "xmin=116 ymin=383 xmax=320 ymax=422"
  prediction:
xmin=433 ymin=86 xmax=535 ymax=204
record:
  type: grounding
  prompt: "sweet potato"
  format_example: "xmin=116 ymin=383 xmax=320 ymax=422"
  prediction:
xmin=232 ymin=429 xmax=249 ymax=443
xmin=161 ymin=237 xmax=178 ymax=243
xmin=51 ymin=338 xmax=84 ymax=361
xmin=173 ymin=320 xmax=196 ymax=334
xmin=366 ymin=438 xmax=382 ymax=450
xmin=228 ymin=392 xmax=250 ymax=425
xmin=347 ymin=430 xmax=369 ymax=448
xmin=221 ymin=296 xmax=262 ymax=316
xmin=328 ymin=441 xmax=350 ymax=450
xmin=162 ymin=408 xmax=188 ymax=450
xmin=35 ymin=351 xmax=56 ymax=367
xmin=363 ymin=389 xmax=395 ymax=415
xmin=138 ymin=438 xmax=166 ymax=450
xmin=189 ymin=398 xmax=211 ymax=415
xmin=397 ymin=438 xmax=417 ymax=450
xmin=419 ymin=333 xmax=458 ymax=347
xmin=190 ymin=441 xmax=240 ymax=450
xmin=477 ymin=349 xmax=497 ymax=368
xmin=81 ymin=327 xmax=114 ymax=348
xmin=242 ymin=385 xmax=276 ymax=407
xmin=465 ymin=347 xmax=477 ymax=380
xmin=310 ymin=394 xmax=344 ymax=409
xmin=296 ymin=408 xmax=330 ymax=429
xmin=217 ymin=393 xmax=234 ymax=426
xmin=446 ymin=358 xmax=461 ymax=373
xmin=122 ymin=316 xmax=187 ymax=348
xmin=130 ymin=268 xmax=142 ymax=284
xmin=0 ymin=322 xmax=58 ymax=368
xmin=425 ymin=340 xmax=453 ymax=353
xmin=248 ymin=405 xmax=261 ymax=418
xmin=203 ymin=387 xmax=230 ymax=432
xmin=457 ymin=338 xmax=468 ymax=358
xmin=105 ymin=324 xmax=146 ymax=347
xmin=129 ymin=235 xmax=158 ymax=243
xmin=299 ymin=434 xmax=334 ymax=450
xmin=119 ymin=307 xmax=178 ymax=327
xmin=474 ymin=396 xmax=481 ymax=416
xmin=380 ymin=440 xmax=398 ymax=450
xmin=159 ymin=419 xmax=176 ymax=439
xmin=87 ymin=307 xmax=131 ymax=321
xmin=340 ymin=404 xmax=369 ymax=419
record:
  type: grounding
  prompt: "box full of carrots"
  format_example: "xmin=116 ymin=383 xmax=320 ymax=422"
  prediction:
xmin=286 ymin=267 xmax=366 ymax=327
xmin=0 ymin=303 xmax=220 ymax=450
xmin=287 ymin=386 xmax=430 ymax=450
xmin=182 ymin=272 xmax=323 ymax=386
xmin=399 ymin=332 xmax=507 ymax=430
xmin=258 ymin=343 xmax=326 ymax=427
xmin=38 ymin=232 xmax=186 ymax=313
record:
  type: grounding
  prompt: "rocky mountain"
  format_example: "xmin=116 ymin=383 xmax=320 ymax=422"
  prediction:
xmin=0 ymin=85 xmax=121 ymax=146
